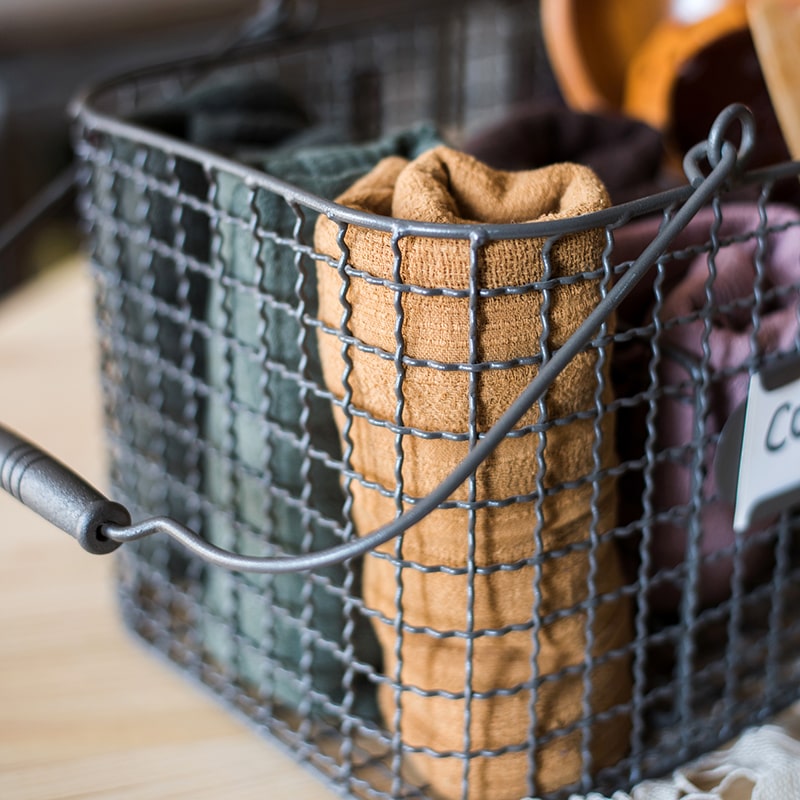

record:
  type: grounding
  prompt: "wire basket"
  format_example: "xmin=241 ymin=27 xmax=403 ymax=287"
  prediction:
xmin=68 ymin=2 xmax=800 ymax=798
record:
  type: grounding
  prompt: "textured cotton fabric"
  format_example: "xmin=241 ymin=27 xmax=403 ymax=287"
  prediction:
xmin=315 ymin=146 xmax=633 ymax=799
xmin=612 ymin=203 xmax=800 ymax=612
xmin=562 ymin=705 xmax=800 ymax=800
xmin=202 ymin=125 xmax=442 ymax=716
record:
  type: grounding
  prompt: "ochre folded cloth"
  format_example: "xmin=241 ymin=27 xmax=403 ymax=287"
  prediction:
xmin=314 ymin=147 xmax=633 ymax=799
xmin=612 ymin=203 xmax=800 ymax=612
xmin=464 ymin=104 xmax=667 ymax=205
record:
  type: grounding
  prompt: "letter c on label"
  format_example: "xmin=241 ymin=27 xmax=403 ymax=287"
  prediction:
xmin=766 ymin=402 xmax=791 ymax=452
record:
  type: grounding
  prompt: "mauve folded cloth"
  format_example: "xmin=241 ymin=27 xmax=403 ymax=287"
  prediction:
xmin=612 ymin=203 xmax=800 ymax=611
xmin=464 ymin=104 xmax=667 ymax=205
xmin=314 ymin=147 xmax=633 ymax=799
xmin=202 ymin=124 xmax=443 ymax=717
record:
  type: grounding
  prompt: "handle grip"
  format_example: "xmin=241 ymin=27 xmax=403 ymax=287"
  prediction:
xmin=0 ymin=424 xmax=129 ymax=554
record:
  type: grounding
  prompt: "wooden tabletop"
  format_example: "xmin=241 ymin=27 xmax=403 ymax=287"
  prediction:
xmin=5 ymin=259 xmax=800 ymax=800
xmin=0 ymin=260 xmax=338 ymax=800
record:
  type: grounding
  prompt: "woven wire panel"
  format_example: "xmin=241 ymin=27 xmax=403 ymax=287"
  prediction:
xmin=73 ymin=4 xmax=800 ymax=799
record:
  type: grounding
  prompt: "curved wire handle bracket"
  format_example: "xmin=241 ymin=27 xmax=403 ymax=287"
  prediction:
xmin=0 ymin=105 xmax=754 ymax=573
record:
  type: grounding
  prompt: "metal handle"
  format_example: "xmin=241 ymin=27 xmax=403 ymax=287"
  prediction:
xmin=0 ymin=424 xmax=128 ymax=554
xmin=0 ymin=105 xmax=754 ymax=572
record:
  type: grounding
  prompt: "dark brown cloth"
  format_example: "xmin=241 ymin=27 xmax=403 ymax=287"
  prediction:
xmin=464 ymin=104 xmax=667 ymax=205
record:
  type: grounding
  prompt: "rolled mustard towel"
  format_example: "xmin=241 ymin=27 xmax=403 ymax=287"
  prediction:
xmin=612 ymin=203 xmax=800 ymax=612
xmin=314 ymin=148 xmax=633 ymax=799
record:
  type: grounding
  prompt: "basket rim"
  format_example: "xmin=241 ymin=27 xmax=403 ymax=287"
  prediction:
xmin=67 ymin=37 xmax=706 ymax=242
xmin=73 ymin=91 xmax=703 ymax=239
xmin=73 ymin=89 xmax=800 ymax=241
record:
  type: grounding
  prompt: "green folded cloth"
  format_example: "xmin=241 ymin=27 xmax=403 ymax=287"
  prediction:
xmin=94 ymin=137 xmax=211 ymax=528
xmin=96 ymin=78 xmax=314 ymax=527
xmin=201 ymin=123 xmax=443 ymax=718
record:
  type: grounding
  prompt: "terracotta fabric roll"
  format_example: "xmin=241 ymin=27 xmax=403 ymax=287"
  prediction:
xmin=314 ymin=147 xmax=633 ymax=798
xmin=612 ymin=203 xmax=800 ymax=612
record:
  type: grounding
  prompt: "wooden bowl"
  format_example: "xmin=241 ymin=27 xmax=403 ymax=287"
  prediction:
xmin=622 ymin=1 xmax=748 ymax=130
xmin=540 ymin=0 xmax=670 ymax=111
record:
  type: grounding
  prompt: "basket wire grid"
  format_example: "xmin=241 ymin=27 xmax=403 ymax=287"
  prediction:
xmin=68 ymin=2 xmax=800 ymax=799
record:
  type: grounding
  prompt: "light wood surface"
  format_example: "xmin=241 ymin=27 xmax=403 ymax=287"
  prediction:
xmin=5 ymin=260 xmax=800 ymax=800
xmin=0 ymin=260 xmax=338 ymax=799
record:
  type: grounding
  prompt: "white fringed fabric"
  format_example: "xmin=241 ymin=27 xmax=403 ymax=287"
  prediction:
xmin=560 ymin=705 xmax=800 ymax=800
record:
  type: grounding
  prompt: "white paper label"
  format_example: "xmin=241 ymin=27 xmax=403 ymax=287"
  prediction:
xmin=734 ymin=364 xmax=800 ymax=532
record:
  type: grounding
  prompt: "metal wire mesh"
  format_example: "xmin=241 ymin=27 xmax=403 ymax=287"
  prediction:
xmin=72 ymin=3 xmax=800 ymax=799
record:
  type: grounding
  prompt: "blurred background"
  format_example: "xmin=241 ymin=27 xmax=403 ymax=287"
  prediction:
xmin=0 ymin=0 xmax=269 ymax=296
xmin=0 ymin=0 xmax=794 ymax=298
xmin=0 ymin=0 xmax=549 ymax=298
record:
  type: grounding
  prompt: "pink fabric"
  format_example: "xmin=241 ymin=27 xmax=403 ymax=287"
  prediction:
xmin=612 ymin=203 xmax=800 ymax=611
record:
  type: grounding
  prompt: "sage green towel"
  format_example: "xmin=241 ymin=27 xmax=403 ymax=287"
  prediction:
xmin=98 ymin=78 xmax=312 ymax=525
xmin=202 ymin=124 xmax=442 ymax=717
xmin=95 ymin=137 xmax=211 ymax=527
